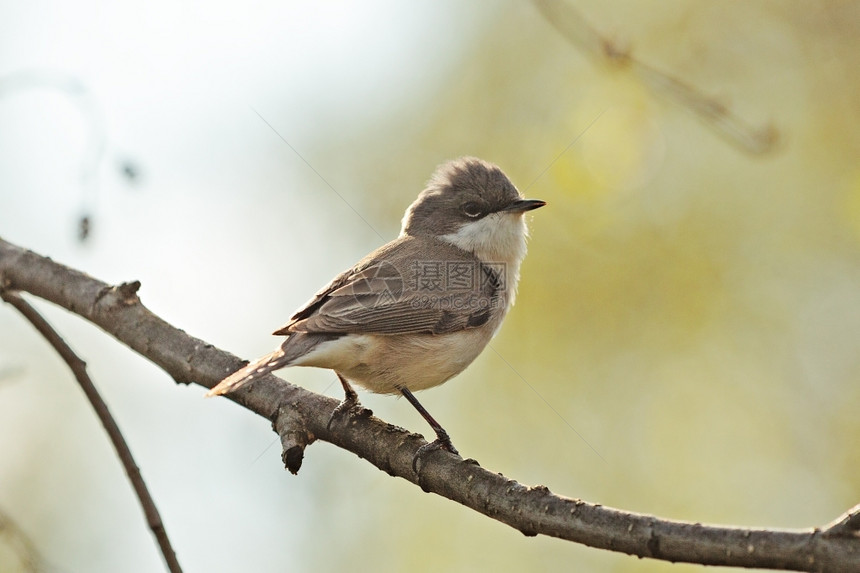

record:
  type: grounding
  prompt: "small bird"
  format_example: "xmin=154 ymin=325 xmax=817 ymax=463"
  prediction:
xmin=208 ymin=157 xmax=544 ymax=458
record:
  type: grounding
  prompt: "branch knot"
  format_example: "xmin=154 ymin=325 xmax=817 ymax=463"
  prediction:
xmin=274 ymin=402 xmax=316 ymax=475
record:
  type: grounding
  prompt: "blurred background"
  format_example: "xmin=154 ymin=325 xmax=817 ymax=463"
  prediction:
xmin=1 ymin=1 xmax=859 ymax=571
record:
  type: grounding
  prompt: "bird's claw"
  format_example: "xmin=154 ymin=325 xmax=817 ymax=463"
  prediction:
xmin=412 ymin=430 xmax=459 ymax=474
xmin=326 ymin=395 xmax=372 ymax=431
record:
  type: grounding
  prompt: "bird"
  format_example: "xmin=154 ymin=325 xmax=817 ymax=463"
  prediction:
xmin=207 ymin=157 xmax=545 ymax=459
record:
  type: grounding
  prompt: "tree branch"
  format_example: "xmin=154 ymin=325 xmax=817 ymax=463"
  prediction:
xmin=531 ymin=0 xmax=780 ymax=155
xmin=1 ymin=236 xmax=857 ymax=572
xmin=0 ymin=289 xmax=183 ymax=573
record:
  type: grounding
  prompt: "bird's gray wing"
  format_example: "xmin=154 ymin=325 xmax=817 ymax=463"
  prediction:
xmin=276 ymin=235 xmax=427 ymax=332
xmin=275 ymin=235 xmax=502 ymax=336
xmin=272 ymin=268 xmax=353 ymax=335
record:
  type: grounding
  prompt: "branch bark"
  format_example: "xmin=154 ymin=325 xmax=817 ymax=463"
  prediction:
xmin=1 ymin=237 xmax=857 ymax=572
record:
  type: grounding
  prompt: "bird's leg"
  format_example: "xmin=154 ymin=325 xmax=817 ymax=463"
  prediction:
xmin=327 ymin=373 xmax=370 ymax=430
xmin=336 ymin=373 xmax=360 ymax=409
xmin=400 ymin=388 xmax=459 ymax=471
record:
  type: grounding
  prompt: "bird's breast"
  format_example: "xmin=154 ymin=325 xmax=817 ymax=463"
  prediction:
xmin=292 ymin=328 xmax=496 ymax=395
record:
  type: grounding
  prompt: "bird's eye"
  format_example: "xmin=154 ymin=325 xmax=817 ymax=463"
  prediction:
xmin=461 ymin=202 xmax=483 ymax=218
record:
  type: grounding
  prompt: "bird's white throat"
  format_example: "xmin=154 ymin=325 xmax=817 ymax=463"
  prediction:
xmin=439 ymin=212 xmax=530 ymax=305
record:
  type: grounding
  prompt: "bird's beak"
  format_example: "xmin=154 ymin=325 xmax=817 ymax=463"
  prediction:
xmin=501 ymin=199 xmax=546 ymax=213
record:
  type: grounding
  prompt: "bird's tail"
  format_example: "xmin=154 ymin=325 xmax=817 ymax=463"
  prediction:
xmin=206 ymin=348 xmax=290 ymax=397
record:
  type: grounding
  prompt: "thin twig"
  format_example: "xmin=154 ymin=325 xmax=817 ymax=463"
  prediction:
xmin=532 ymin=0 xmax=779 ymax=155
xmin=0 ymin=507 xmax=41 ymax=573
xmin=0 ymin=289 xmax=183 ymax=573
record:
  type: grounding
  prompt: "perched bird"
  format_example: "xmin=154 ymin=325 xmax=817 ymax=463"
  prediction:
xmin=208 ymin=157 xmax=544 ymax=458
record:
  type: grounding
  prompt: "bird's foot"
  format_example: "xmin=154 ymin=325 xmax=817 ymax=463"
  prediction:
xmin=326 ymin=393 xmax=372 ymax=431
xmin=412 ymin=428 xmax=459 ymax=474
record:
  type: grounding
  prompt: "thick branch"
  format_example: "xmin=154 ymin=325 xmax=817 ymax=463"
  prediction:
xmin=1 ymin=237 xmax=857 ymax=572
